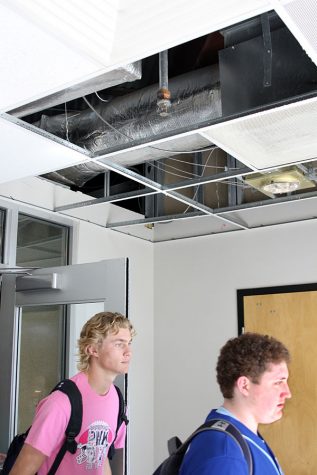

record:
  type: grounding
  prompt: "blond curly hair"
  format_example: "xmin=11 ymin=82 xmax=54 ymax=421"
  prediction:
xmin=77 ymin=311 xmax=135 ymax=372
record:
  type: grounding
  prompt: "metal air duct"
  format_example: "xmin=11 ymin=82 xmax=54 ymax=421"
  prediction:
xmin=36 ymin=65 xmax=221 ymax=187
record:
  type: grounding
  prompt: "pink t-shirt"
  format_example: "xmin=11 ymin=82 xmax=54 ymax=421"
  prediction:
xmin=26 ymin=372 xmax=126 ymax=474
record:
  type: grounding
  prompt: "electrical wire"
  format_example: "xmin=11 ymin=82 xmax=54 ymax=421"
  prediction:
xmin=95 ymin=91 xmax=109 ymax=102
xmin=183 ymin=147 xmax=218 ymax=213
xmin=151 ymin=161 xmax=198 ymax=181
xmin=166 ymin=155 xmax=240 ymax=170
xmin=155 ymin=161 xmax=203 ymax=178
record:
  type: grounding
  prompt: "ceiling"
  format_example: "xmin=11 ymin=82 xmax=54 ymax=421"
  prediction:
xmin=1 ymin=0 xmax=317 ymax=242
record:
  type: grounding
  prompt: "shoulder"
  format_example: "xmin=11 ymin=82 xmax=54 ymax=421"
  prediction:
xmin=180 ymin=430 xmax=248 ymax=475
xmin=37 ymin=387 xmax=71 ymax=413
xmin=189 ymin=426 xmax=245 ymax=457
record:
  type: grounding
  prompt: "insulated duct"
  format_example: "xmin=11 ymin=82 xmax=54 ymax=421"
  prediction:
xmin=9 ymin=61 xmax=142 ymax=118
xmin=38 ymin=65 xmax=221 ymax=187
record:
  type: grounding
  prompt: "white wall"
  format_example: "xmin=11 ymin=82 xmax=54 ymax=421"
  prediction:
xmin=153 ymin=220 xmax=317 ymax=466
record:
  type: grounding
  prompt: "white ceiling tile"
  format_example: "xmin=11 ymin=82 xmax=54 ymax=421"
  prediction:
xmin=111 ymin=0 xmax=271 ymax=64
xmin=201 ymin=96 xmax=317 ymax=170
xmin=0 ymin=116 xmax=87 ymax=184
xmin=0 ymin=1 xmax=117 ymax=111
xmin=270 ymin=0 xmax=317 ymax=66
xmin=221 ymin=194 xmax=317 ymax=227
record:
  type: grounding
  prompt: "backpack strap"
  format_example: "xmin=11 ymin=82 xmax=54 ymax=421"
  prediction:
xmin=167 ymin=418 xmax=253 ymax=475
xmin=47 ymin=379 xmax=83 ymax=475
xmin=108 ymin=385 xmax=129 ymax=460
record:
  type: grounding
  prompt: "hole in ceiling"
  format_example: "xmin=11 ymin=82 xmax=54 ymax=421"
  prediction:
xmin=7 ymin=10 xmax=317 ymax=218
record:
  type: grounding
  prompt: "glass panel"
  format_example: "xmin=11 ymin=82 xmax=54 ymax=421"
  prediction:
xmin=17 ymin=305 xmax=66 ymax=433
xmin=0 ymin=208 xmax=5 ymax=263
xmin=16 ymin=214 xmax=69 ymax=268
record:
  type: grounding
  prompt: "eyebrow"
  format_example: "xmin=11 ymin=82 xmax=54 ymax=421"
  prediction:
xmin=113 ymin=338 xmax=132 ymax=343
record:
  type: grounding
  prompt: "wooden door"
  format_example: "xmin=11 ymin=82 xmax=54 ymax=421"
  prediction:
xmin=240 ymin=288 xmax=317 ymax=475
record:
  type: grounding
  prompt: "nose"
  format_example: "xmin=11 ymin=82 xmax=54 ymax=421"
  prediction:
xmin=124 ymin=344 xmax=132 ymax=356
xmin=283 ymin=382 xmax=291 ymax=399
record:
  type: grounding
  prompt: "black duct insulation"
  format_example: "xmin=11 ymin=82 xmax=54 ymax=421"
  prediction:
xmin=38 ymin=65 xmax=221 ymax=187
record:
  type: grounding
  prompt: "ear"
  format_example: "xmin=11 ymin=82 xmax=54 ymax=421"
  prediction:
xmin=86 ymin=344 xmax=99 ymax=358
xmin=236 ymin=376 xmax=251 ymax=396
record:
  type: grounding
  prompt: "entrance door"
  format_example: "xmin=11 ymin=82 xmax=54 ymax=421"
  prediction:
xmin=238 ymin=284 xmax=317 ymax=475
xmin=0 ymin=258 xmax=128 ymax=474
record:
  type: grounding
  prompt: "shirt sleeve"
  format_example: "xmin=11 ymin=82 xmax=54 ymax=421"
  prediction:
xmin=25 ymin=392 xmax=70 ymax=457
xmin=114 ymin=420 xmax=127 ymax=449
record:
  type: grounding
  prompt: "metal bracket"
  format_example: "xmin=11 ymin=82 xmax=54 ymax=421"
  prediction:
xmin=16 ymin=273 xmax=61 ymax=292
xmin=261 ymin=13 xmax=272 ymax=87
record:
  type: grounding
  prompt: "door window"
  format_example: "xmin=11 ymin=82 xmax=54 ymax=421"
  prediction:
xmin=17 ymin=305 xmax=66 ymax=432
xmin=16 ymin=214 xmax=69 ymax=268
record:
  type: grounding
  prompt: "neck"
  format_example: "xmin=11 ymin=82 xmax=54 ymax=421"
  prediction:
xmin=85 ymin=367 xmax=114 ymax=395
xmin=222 ymin=400 xmax=258 ymax=434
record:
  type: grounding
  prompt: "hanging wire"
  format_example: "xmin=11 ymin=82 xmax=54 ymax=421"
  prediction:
xmin=183 ymin=147 xmax=218 ymax=213
xmin=154 ymin=161 xmax=203 ymax=179
xmin=165 ymin=155 xmax=239 ymax=170
xmin=95 ymin=91 xmax=109 ymax=103
xmin=215 ymin=151 xmax=220 ymax=208
xmin=151 ymin=161 xmax=199 ymax=181
xmin=64 ymin=102 xmax=70 ymax=141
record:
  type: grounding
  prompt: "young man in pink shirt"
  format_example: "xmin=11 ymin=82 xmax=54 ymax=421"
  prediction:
xmin=9 ymin=311 xmax=134 ymax=475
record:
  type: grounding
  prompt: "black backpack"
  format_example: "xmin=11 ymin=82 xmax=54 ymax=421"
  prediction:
xmin=153 ymin=418 xmax=253 ymax=475
xmin=2 ymin=379 xmax=128 ymax=474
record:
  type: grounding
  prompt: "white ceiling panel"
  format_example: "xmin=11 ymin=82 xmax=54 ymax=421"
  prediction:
xmin=111 ymin=0 xmax=271 ymax=66
xmin=220 ymin=194 xmax=317 ymax=228
xmin=110 ymin=213 xmax=241 ymax=242
xmin=271 ymin=0 xmax=317 ymax=66
xmin=0 ymin=115 xmax=87 ymax=184
xmin=0 ymin=0 xmax=117 ymax=111
xmin=152 ymin=214 xmax=241 ymax=242
xmin=201 ymin=96 xmax=317 ymax=170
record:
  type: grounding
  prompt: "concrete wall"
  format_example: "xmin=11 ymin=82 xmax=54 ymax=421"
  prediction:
xmin=153 ymin=220 xmax=317 ymax=466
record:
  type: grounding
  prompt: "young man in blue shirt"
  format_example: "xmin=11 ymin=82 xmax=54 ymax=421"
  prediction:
xmin=180 ymin=333 xmax=291 ymax=475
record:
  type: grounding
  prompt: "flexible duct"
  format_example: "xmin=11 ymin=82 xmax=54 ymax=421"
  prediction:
xmin=38 ymin=65 xmax=221 ymax=187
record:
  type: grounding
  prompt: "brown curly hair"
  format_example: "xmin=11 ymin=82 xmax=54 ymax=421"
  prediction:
xmin=216 ymin=332 xmax=290 ymax=399
xmin=77 ymin=311 xmax=135 ymax=372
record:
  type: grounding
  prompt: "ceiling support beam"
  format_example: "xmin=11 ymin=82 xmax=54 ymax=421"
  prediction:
xmin=55 ymin=187 xmax=158 ymax=212
xmin=55 ymin=156 xmax=249 ymax=229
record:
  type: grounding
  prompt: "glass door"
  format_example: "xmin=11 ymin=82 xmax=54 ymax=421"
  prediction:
xmin=0 ymin=258 xmax=128 ymax=475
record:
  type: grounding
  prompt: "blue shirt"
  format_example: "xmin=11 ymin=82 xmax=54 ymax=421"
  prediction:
xmin=179 ymin=409 xmax=284 ymax=475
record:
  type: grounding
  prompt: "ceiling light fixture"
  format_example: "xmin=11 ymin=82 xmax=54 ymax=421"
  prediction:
xmin=244 ymin=166 xmax=316 ymax=197
xmin=262 ymin=180 xmax=300 ymax=195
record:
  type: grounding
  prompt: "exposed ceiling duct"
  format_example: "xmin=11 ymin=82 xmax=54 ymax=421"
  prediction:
xmin=9 ymin=61 xmax=142 ymax=118
xmin=35 ymin=65 xmax=221 ymax=187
